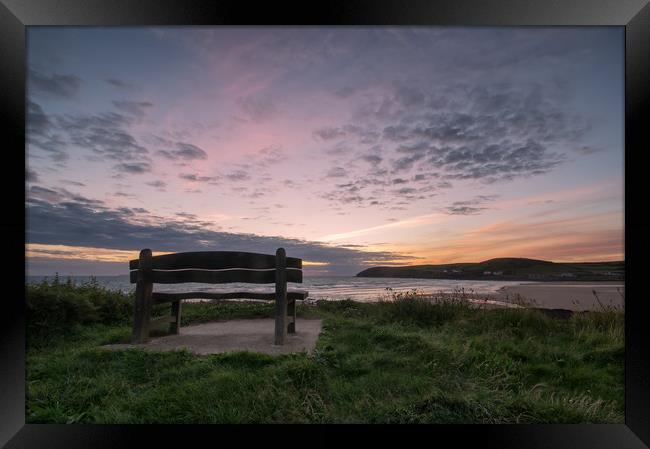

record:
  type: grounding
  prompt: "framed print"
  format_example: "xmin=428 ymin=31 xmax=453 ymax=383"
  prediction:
xmin=2 ymin=0 xmax=650 ymax=447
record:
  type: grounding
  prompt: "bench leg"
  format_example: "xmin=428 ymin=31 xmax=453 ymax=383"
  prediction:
xmin=132 ymin=249 xmax=153 ymax=344
xmin=287 ymin=299 xmax=296 ymax=334
xmin=132 ymin=280 xmax=153 ymax=344
xmin=169 ymin=300 xmax=181 ymax=335
xmin=274 ymin=248 xmax=288 ymax=345
xmin=275 ymin=293 xmax=287 ymax=345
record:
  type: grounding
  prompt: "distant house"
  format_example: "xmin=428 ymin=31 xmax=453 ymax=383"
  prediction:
xmin=451 ymin=269 xmax=461 ymax=273
xmin=493 ymin=271 xmax=503 ymax=275
xmin=483 ymin=271 xmax=492 ymax=275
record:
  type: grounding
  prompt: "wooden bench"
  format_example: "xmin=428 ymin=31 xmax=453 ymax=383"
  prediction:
xmin=129 ymin=248 xmax=308 ymax=345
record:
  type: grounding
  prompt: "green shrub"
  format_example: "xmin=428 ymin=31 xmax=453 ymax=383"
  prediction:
xmin=26 ymin=277 xmax=133 ymax=344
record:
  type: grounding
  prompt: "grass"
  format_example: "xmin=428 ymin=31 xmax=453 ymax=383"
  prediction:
xmin=25 ymin=280 xmax=624 ymax=424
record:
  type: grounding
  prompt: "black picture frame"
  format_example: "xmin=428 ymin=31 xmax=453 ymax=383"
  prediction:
xmin=2 ymin=0 xmax=649 ymax=447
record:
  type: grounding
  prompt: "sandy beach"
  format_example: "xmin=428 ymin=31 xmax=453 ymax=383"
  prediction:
xmin=494 ymin=282 xmax=625 ymax=311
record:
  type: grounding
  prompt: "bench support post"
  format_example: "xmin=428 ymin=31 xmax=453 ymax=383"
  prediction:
xmin=287 ymin=299 xmax=296 ymax=334
xmin=132 ymin=249 xmax=153 ymax=344
xmin=274 ymin=247 xmax=288 ymax=345
xmin=169 ymin=300 xmax=181 ymax=334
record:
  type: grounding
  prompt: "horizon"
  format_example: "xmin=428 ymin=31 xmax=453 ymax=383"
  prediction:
xmin=25 ymin=255 xmax=625 ymax=279
xmin=26 ymin=27 xmax=624 ymax=276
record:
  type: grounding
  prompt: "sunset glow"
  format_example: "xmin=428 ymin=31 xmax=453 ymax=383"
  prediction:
xmin=26 ymin=27 xmax=623 ymax=276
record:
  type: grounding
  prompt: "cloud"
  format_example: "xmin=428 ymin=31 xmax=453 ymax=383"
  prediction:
xmin=105 ymin=78 xmax=133 ymax=89
xmin=60 ymin=111 xmax=133 ymax=130
xmin=391 ymin=187 xmax=415 ymax=196
xmin=24 ymin=28 xmax=618 ymax=272
xmin=26 ymin=193 xmax=411 ymax=275
xmin=360 ymin=153 xmax=382 ymax=165
xmin=146 ymin=134 xmax=175 ymax=147
xmin=27 ymin=101 xmax=51 ymax=137
xmin=157 ymin=142 xmax=208 ymax=161
xmin=391 ymin=151 xmax=427 ymax=172
xmin=323 ymin=142 xmax=351 ymax=156
xmin=257 ymin=145 xmax=287 ymax=166
xmin=315 ymin=125 xmax=380 ymax=145
xmin=313 ymin=79 xmax=591 ymax=209
xmin=26 ymin=169 xmax=39 ymax=183
xmin=59 ymin=180 xmax=85 ymax=187
xmin=29 ymin=137 xmax=69 ymax=163
xmin=112 ymin=100 xmax=154 ymax=117
xmin=475 ymin=194 xmax=499 ymax=202
xmin=445 ymin=205 xmax=487 ymax=215
xmin=26 ymin=101 xmax=69 ymax=163
xmin=28 ymin=185 xmax=104 ymax=206
xmin=29 ymin=186 xmax=65 ymax=203
xmin=179 ymin=173 xmax=218 ymax=183
xmin=226 ymin=170 xmax=250 ymax=182
xmin=29 ymin=69 xmax=82 ymax=98
xmin=313 ymin=127 xmax=346 ymax=141
xmin=79 ymin=127 xmax=149 ymax=161
xmin=27 ymin=106 xmax=153 ymax=171
xmin=27 ymin=99 xmax=153 ymax=168
xmin=113 ymin=162 xmax=151 ymax=174
xmin=146 ymin=180 xmax=167 ymax=188
xmin=444 ymin=194 xmax=499 ymax=215
xmin=326 ymin=166 xmax=348 ymax=178
xmin=116 ymin=206 xmax=149 ymax=215
xmin=320 ymin=191 xmax=366 ymax=205
xmin=48 ymin=110 xmax=151 ymax=165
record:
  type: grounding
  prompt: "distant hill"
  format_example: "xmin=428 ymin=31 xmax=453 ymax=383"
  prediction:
xmin=356 ymin=258 xmax=624 ymax=282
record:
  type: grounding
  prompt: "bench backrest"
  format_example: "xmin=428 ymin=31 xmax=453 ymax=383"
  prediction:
xmin=128 ymin=248 xmax=303 ymax=285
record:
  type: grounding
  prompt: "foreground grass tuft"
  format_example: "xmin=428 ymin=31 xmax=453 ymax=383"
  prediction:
xmin=26 ymin=281 xmax=623 ymax=423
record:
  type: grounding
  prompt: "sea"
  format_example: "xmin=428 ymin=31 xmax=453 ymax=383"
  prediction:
xmin=25 ymin=275 xmax=525 ymax=303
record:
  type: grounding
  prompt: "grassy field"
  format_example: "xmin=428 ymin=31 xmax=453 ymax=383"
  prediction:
xmin=26 ymin=278 xmax=624 ymax=424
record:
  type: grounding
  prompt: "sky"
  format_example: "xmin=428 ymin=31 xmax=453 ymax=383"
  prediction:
xmin=25 ymin=26 xmax=624 ymax=276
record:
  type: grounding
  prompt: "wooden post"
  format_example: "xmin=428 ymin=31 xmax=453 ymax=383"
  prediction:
xmin=274 ymin=247 xmax=287 ymax=345
xmin=169 ymin=300 xmax=181 ymax=334
xmin=287 ymin=299 xmax=296 ymax=334
xmin=131 ymin=249 xmax=153 ymax=344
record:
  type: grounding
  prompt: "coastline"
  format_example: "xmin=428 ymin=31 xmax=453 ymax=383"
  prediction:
xmin=26 ymin=275 xmax=624 ymax=311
